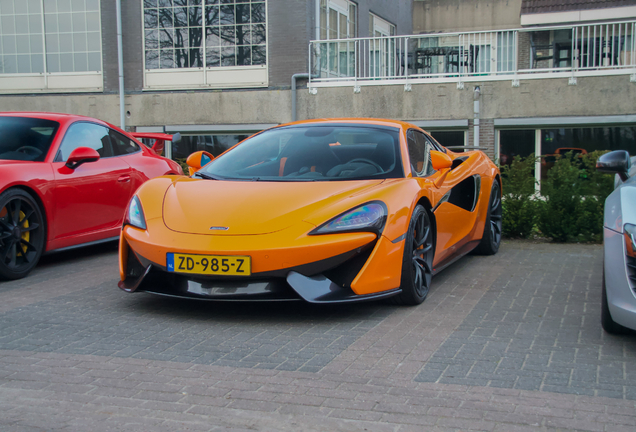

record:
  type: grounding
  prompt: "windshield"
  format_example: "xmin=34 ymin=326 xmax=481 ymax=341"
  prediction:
xmin=0 ymin=117 xmax=59 ymax=162
xmin=199 ymin=125 xmax=403 ymax=181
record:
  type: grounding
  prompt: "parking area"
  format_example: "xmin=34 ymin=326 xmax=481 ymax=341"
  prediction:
xmin=1 ymin=240 xmax=635 ymax=431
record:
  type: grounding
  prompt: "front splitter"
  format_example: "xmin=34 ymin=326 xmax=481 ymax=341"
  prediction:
xmin=119 ymin=265 xmax=400 ymax=303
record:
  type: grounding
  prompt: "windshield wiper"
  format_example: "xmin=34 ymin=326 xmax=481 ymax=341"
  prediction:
xmin=193 ymin=171 xmax=223 ymax=180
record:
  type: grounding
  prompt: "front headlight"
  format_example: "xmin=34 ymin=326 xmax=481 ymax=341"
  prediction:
xmin=625 ymin=224 xmax=636 ymax=257
xmin=124 ymin=195 xmax=147 ymax=230
xmin=309 ymin=202 xmax=387 ymax=236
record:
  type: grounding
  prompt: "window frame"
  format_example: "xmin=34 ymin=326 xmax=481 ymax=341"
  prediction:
xmin=319 ymin=0 xmax=357 ymax=41
xmin=407 ymin=129 xmax=434 ymax=178
xmin=109 ymin=129 xmax=141 ymax=157
xmin=141 ymin=0 xmax=269 ymax=91
xmin=55 ymin=121 xmax=114 ymax=162
xmin=0 ymin=0 xmax=103 ymax=94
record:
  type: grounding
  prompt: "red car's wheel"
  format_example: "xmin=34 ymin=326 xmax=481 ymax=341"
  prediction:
xmin=0 ymin=189 xmax=45 ymax=280
xmin=392 ymin=205 xmax=435 ymax=305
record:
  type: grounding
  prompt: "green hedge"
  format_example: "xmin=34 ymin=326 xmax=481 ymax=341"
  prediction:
xmin=500 ymin=151 xmax=614 ymax=243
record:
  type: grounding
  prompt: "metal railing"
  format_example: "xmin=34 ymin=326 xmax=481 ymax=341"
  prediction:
xmin=308 ymin=20 xmax=636 ymax=89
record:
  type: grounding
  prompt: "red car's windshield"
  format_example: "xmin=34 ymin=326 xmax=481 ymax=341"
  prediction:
xmin=0 ymin=117 xmax=59 ymax=162
xmin=199 ymin=125 xmax=403 ymax=181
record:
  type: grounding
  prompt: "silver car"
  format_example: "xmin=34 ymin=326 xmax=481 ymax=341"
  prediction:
xmin=598 ymin=150 xmax=636 ymax=333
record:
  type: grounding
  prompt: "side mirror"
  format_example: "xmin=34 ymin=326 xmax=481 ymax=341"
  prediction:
xmin=186 ymin=150 xmax=214 ymax=176
xmin=597 ymin=150 xmax=630 ymax=182
xmin=65 ymin=147 xmax=100 ymax=169
xmin=430 ymin=150 xmax=453 ymax=171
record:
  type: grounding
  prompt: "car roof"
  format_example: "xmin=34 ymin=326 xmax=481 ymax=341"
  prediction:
xmin=274 ymin=118 xmax=419 ymax=131
xmin=0 ymin=111 xmax=112 ymax=127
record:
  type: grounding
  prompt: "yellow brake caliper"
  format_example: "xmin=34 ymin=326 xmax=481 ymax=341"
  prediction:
xmin=19 ymin=211 xmax=29 ymax=255
xmin=0 ymin=207 xmax=29 ymax=256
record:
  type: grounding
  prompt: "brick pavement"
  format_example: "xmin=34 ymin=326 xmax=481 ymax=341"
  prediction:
xmin=1 ymin=240 xmax=635 ymax=431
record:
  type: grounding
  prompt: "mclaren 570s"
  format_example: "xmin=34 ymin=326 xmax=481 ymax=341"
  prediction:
xmin=118 ymin=119 xmax=501 ymax=305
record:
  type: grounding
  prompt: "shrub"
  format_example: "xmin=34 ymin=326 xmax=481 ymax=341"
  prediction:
xmin=500 ymin=154 xmax=537 ymax=238
xmin=175 ymin=157 xmax=190 ymax=174
xmin=536 ymin=150 xmax=613 ymax=243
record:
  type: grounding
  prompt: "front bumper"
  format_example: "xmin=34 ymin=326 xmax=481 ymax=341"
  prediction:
xmin=118 ymin=224 xmax=403 ymax=303
xmin=604 ymin=227 xmax=636 ymax=330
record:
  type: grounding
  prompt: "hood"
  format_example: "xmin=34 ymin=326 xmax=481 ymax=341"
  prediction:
xmin=162 ymin=177 xmax=384 ymax=235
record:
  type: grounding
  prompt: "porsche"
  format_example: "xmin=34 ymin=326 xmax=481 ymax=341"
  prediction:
xmin=118 ymin=119 xmax=502 ymax=304
xmin=0 ymin=112 xmax=183 ymax=280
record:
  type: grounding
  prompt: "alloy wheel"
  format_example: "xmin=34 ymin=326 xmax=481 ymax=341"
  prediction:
xmin=0 ymin=195 xmax=42 ymax=273
xmin=489 ymin=181 xmax=503 ymax=247
xmin=411 ymin=210 xmax=434 ymax=299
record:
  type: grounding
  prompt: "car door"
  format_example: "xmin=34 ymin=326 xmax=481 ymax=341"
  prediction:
xmin=407 ymin=129 xmax=477 ymax=266
xmin=108 ymin=129 xmax=148 ymax=192
xmin=51 ymin=122 xmax=132 ymax=240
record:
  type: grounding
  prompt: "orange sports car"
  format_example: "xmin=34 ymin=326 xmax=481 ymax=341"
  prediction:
xmin=118 ymin=119 xmax=501 ymax=305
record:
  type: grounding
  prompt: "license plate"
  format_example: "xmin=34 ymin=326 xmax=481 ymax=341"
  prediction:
xmin=167 ymin=253 xmax=251 ymax=276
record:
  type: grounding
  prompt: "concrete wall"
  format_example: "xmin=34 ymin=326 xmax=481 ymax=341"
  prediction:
xmin=3 ymin=75 xmax=633 ymax=126
xmin=299 ymin=75 xmax=636 ymax=121
xmin=413 ymin=0 xmax=523 ymax=33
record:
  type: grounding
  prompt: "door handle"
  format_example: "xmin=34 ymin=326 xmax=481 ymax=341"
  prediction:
xmin=118 ymin=175 xmax=131 ymax=183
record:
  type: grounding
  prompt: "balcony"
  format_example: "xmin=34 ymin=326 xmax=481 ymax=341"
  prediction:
xmin=308 ymin=20 xmax=636 ymax=91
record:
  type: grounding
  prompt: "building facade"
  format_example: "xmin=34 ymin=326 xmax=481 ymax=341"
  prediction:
xmin=0 ymin=0 xmax=412 ymax=160
xmin=0 ymin=0 xmax=634 ymax=179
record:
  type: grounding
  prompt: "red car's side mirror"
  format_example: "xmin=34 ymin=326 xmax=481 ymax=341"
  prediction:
xmin=65 ymin=147 xmax=100 ymax=170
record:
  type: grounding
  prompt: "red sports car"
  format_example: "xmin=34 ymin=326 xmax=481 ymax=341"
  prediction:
xmin=0 ymin=112 xmax=183 ymax=280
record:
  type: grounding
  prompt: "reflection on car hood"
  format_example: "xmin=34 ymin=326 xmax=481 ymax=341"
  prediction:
xmin=162 ymin=177 xmax=384 ymax=235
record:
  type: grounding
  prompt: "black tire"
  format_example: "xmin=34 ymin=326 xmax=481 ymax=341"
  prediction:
xmin=601 ymin=269 xmax=631 ymax=334
xmin=473 ymin=179 xmax=502 ymax=255
xmin=0 ymin=189 xmax=45 ymax=280
xmin=392 ymin=205 xmax=435 ymax=305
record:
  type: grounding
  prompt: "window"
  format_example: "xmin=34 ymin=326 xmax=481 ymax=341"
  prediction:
xmin=319 ymin=0 xmax=356 ymax=40
xmin=369 ymin=13 xmax=396 ymax=78
xmin=407 ymin=130 xmax=433 ymax=177
xmin=110 ymin=130 xmax=140 ymax=156
xmin=199 ymin=125 xmax=402 ymax=181
xmin=0 ymin=0 xmax=102 ymax=93
xmin=430 ymin=131 xmax=464 ymax=152
xmin=541 ymin=126 xmax=636 ymax=183
xmin=143 ymin=0 xmax=268 ymax=90
xmin=0 ymin=116 xmax=59 ymax=162
xmin=498 ymin=125 xmax=636 ymax=192
xmin=56 ymin=122 xmax=111 ymax=161
xmin=172 ymin=133 xmax=250 ymax=160
xmin=499 ymin=129 xmax=535 ymax=166
xmin=496 ymin=32 xmax=515 ymax=73
xmin=317 ymin=0 xmax=356 ymax=78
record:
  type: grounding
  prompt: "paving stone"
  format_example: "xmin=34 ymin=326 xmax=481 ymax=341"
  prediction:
xmin=1 ymin=240 xmax=635 ymax=431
